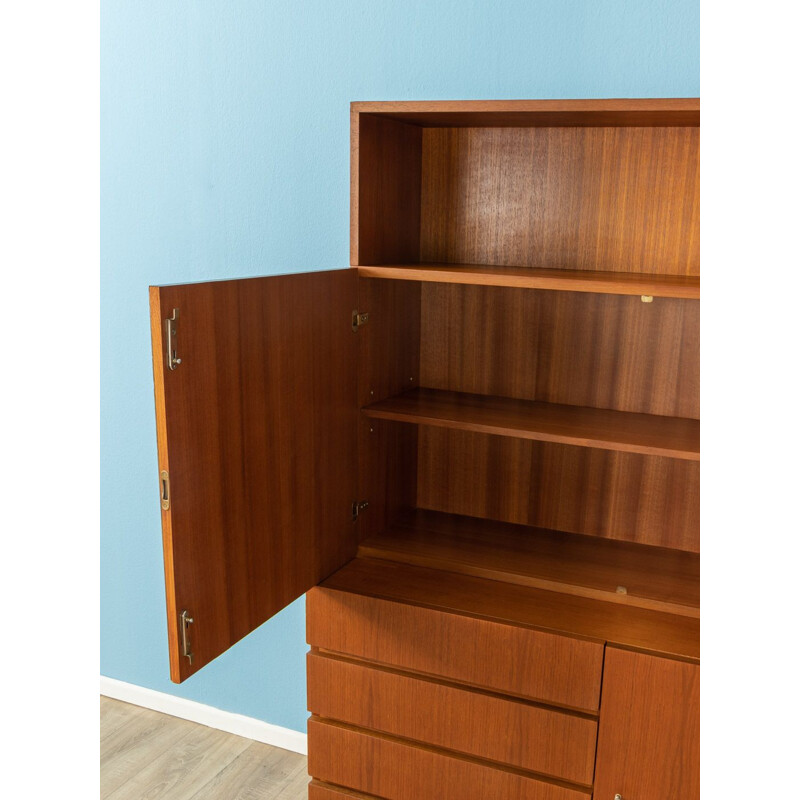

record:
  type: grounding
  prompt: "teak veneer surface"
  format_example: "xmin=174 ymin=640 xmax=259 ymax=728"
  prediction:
xmin=358 ymin=510 xmax=699 ymax=616
xmin=593 ymin=648 xmax=700 ymax=799
xmin=352 ymin=98 xmax=699 ymax=127
xmin=356 ymin=279 xmax=420 ymax=541
xmin=307 ymin=652 xmax=598 ymax=784
xmin=352 ymin=114 xmax=421 ymax=266
xmin=358 ymin=263 xmax=700 ymax=298
xmin=418 ymin=428 xmax=700 ymax=551
xmin=307 ymin=581 xmax=605 ymax=712
xmin=363 ymin=388 xmax=699 ymax=460
xmin=420 ymin=284 xmax=699 ymax=419
xmin=318 ymin=558 xmax=700 ymax=661
xmin=308 ymin=719 xmax=590 ymax=800
xmin=419 ymin=126 xmax=699 ymax=276
xmin=309 ymin=782 xmax=381 ymax=800
xmin=149 ymin=271 xmax=359 ymax=682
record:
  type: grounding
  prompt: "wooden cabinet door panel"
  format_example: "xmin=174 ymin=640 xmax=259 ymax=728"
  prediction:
xmin=593 ymin=647 xmax=699 ymax=800
xmin=149 ymin=270 xmax=358 ymax=682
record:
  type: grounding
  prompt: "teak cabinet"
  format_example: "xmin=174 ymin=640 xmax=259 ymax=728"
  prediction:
xmin=150 ymin=99 xmax=700 ymax=800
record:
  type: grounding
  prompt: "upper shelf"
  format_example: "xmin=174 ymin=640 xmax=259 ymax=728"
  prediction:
xmin=363 ymin=388 xmax=700 ymax=461
xmin=357 ymin=264 xmax=700 ymax=299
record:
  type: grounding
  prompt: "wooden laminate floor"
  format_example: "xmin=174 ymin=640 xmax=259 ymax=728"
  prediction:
xmin=100 ymin=696 xmax=309 ymax=800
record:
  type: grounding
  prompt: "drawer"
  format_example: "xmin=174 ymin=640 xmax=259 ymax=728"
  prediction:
xmin=309 ymin=780 xmax=380 ymax=799
xmin=307 ymin=652 xmax=597 ymax=785
xmin=306 ymin=587 xmax=603 ymax=711
xmin=308 ymin=718 xmax=590 ymax=800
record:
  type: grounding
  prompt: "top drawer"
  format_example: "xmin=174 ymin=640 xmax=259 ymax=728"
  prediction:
xmin=307 ymin=586 xmax=604 ymax=712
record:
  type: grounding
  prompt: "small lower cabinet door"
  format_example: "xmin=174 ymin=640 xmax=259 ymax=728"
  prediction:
xmin=593 ymin=647 xmax=699 ymax=800
xmin=307 ymin=718 xmax=590 ymax=800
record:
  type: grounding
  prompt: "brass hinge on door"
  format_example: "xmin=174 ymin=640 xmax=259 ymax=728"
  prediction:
xmin=165 ymin=308 xmax=182 ymax=370
xmin=351 ymin=500 xmax=369 ymax=521
xmin=180 ymin=610 xmax=194 ymax=665
xmin=352 ymin=310 xmax=369 ymax=332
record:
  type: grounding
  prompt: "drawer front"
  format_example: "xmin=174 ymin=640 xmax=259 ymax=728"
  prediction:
xmin=309 ymin=780 xmax=380 ymax=799
xmin=306 ymin=587 xmax=604 ymax=711
xmin=307 ymin=652 xmax=597 ymax=785
xmin=308 ymin=718 xmax=590 ymax=800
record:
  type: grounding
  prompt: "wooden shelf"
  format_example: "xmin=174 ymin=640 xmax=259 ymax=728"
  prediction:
xmin=357 ymin=264 xmax=700 ymax=299
xmin=363 ymin=389 xmax=700 ymax=461
xmin=323 ymin=557 xmax=700 ymax=662
xmin=359 ymin=510 xmax=699 ymax=618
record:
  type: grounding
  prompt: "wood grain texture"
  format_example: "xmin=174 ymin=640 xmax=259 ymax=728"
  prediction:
xmin=307 ymin=718 xmax=590 ymax=800
xmin=316 ymin=559 xmax=700 ymax=661
xmin=351 ymin=98 xmax=700 ymax=127
xmin=420 ymin=126 xmax=699 ymax=275
xmin=357 ymin=278 xmax=421 ymax=407
xmin=420 ymin=285 xmax=699 ymax=419
xmin=418 ymin=429 xmax=700 ymax=552
xmin=309 ymin=781 xmax=381 ymax=800
xmin=357 ymin=417 xmax=417 ymax=543
xmin=149 ymin=270 xmax=359 ymax=682
xmin=307 ymin=652 xmax=597 ymax=785
xmin=358 ymin=509 xmax=699 ymax=616
xmin=307 ymin=582 xmax=605 ymax=712
xmin=593 ymin=648 xmax=700 ymax=800
xmin=358 ymin=263 xmax=700 ymax=298
xmin=352 ymin=114 xmax=421 ymax=265
xmin=356 ymin=277 xmax=420 ymax=540
xmin=364 ymin=388 xmax=699 ymax=460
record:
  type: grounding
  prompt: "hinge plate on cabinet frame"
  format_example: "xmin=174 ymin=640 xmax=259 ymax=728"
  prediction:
xmin=351 ymin=500 xmax=369 ymax=521
xmin=352 ymin=310 xmax=369 ymax=332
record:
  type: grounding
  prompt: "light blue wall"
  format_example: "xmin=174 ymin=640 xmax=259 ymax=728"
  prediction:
xmin=100 ymin=0 xmax=699 ymax=733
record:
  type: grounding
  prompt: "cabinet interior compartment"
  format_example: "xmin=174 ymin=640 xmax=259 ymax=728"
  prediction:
xmin=353 ymin=109 xmax=699 ymax=295
xmin=356 ymin=273 xmax=699 ymax=617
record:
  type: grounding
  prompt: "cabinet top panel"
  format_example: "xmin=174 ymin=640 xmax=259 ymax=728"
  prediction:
xmin=351 ymin=98 xmax=699 ymax=127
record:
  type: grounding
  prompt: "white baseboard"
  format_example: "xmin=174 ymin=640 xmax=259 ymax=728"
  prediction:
xmin=99 ymin=675 xmax=307 ymax=755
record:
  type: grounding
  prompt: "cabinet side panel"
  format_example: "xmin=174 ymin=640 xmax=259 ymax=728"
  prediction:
xmin=420 ymin=126 xmax=699 ymax=275
xmin=357 ymin=278 xmax=421 ymax=540
xmin=418 ymin=429 xmax=699 ymax=552
xmin=593 ymin=648 xmax=699 ymax=800
xmin=355 ymin=115 xmax=422 ymax=265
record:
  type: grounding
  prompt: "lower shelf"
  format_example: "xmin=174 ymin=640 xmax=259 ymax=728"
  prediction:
xmin=359 ymin=509 xmax=699 ymax=617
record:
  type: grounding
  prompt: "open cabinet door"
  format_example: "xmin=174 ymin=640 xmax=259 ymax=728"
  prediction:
xmin=149 ymin=270 xmax=359 ymax=682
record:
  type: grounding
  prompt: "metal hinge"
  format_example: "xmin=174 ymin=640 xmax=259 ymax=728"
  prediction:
xmin=160 ymin=470 xmax=170 ymax=510
xmin=352 ymin=310 xmax=369 ymax=332
xmin=165 ymin=308 xmax=182 ymax=370
xmin=351 ymin=500 xmax=369 ymax=521
xmin=180 ymin=609 xmax=194 ymax=665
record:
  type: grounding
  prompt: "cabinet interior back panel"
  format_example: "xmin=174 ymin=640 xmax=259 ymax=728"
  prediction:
xmin=417 ymin=428 xmax=700 ymax=552
xmin=419 ymin=126 xmax=699 ymax=275
xmin=420 ymin=284 xmax=700 ymax=419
